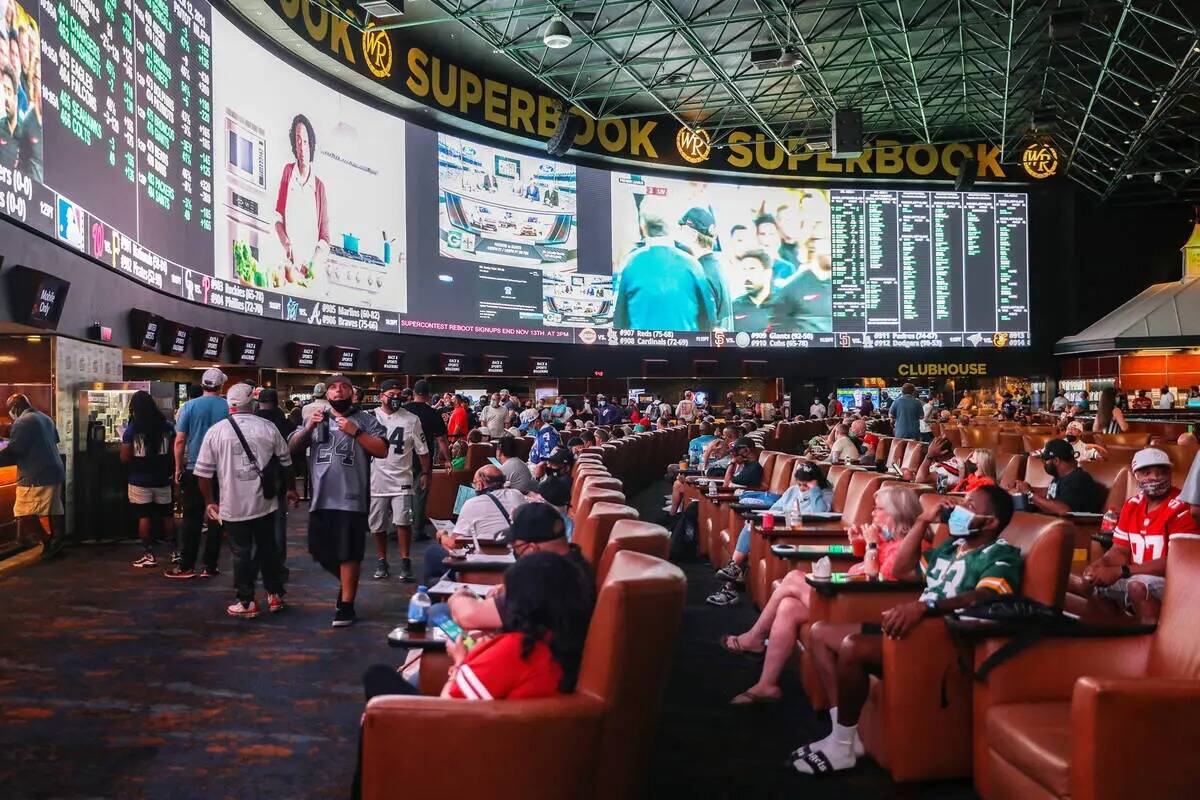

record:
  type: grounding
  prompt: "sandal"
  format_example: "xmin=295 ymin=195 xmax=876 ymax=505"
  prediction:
xmin=792 ymin=750 xmax=838 ymax=775
xmin=730 ymin=689 xmax=782 ymax=705
xmin=719 ymin=634 xmax=765 ymax=657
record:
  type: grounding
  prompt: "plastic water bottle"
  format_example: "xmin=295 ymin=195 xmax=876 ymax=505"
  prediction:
xmin=407 ymin=585 xmax=431 ymax=631
xmin=786 ymin=496 xmax=802 ymax=529
xmin=864 ymin=543 xmax=880 ymax=580
xmin=708 ymin=480 xmax=718 ymax=497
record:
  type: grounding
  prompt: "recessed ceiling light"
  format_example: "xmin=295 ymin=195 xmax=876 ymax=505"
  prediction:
xmin=131 ymin=355 xmax=142 ymax=359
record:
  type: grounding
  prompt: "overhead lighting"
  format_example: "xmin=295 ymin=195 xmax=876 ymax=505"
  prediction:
xmin=543 ymin=16 xmax=572 ymax=49
xmin=776 ymin=47 xmax=802 ymax=69
xmin=358 ymin=0 xmax=404 ymax=19
xmin=131 ymin=355 xmax=142 ymax=359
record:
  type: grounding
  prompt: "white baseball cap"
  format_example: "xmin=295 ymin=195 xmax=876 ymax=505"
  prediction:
xmin=226 ymin=382 xmax=255 ymax=410
xmin=201 ymin=367 xmax=227 ymax=389
xmin=1131 ymin=447 xmax=1172 ymax=473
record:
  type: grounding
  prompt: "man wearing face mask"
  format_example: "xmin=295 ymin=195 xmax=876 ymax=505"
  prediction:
xmin=796 ymin=486 xmax=1020 ymax=775
xmin=369 ymin=380 xmax=430 ymax=583
xmin=1074 ymin=448 xmax=1196 ymax=623
xmin=422 ymin=466 xmax=527 ymax=586
xmin=290 ymin=375 xmax=388 ymax=627
xmin=1014 ymin=438 xmax=1104 ymax=515
xmin=1062 ymin=420 xmax=1105 ymax=461
xmin=594 ymin=394 xmax=621 ymax=427
xmin=479 ymin=392 xmax=508 ymax=440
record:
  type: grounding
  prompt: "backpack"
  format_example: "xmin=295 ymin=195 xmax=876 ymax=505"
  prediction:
xmin=667 ymin=502 xmax=700 ymax=563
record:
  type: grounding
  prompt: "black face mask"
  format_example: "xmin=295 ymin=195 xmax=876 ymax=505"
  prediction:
xmin=385 ymin=396 xmax=402 ymax=412
xmin=1043 ymin=459 xmax=1057 ymax=477
xmin=329 ymin=397 xmax=353 ymax=414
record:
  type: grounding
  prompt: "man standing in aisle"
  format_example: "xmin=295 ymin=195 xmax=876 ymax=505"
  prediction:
xmin=194 ymin=383 xmax=297 ymax=618
xmin=527 ymin=413 xmax=561 ymax=471
xmin=889 ymin=383 xmax=924 ymax=440
xmin=289 ymin=374 xmax=388 ymax=627
xmin=594 ymin=394 xmax=621 ymax=427
xmin=0 ymin=394 xmax=66 ymax=559
xmin=676 ymin=391 xmax=698 ymax=424
xmin=168 ymin=368 xmax=228 ymax=579
xmin=369 ymin=380 xmax=430 ymax=583
xmin=301 ymin=382 xmax=330 ymax=420
xmin=404 ymin=380 xmax=451 ymax=541
xmin=479 ymin=392 xmax=508 ymax=440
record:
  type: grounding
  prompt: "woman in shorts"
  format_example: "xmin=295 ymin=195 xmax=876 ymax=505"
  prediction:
xmin=121 ymin=391 xmax=175 ymax=568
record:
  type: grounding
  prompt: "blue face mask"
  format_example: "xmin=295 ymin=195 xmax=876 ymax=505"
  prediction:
xmin=880 ymin=527 xmax=895 ymax=542
xmin=947 ymin=506 xmax=976 ymax=538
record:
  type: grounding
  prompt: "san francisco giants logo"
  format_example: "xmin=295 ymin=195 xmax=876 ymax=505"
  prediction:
xmin=676 ymin=126 xmax=711 ymax=164
xmin=362 ymin=23 xmax=393 ymax=78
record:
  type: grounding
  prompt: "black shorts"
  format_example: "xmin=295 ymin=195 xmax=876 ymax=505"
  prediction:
xmin=308 ymin=509 xmax=369 ymax=566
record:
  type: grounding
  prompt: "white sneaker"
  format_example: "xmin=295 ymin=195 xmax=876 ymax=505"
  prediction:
xmin=227 ymin=600 xmax=260 ymax=619
xmin=132 ymin=552 xmax=157 ymax=568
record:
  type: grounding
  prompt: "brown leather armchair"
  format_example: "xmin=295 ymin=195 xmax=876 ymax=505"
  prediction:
xmin=595 ymin=519 xmax=670 ymax=586
xmin=973 ymin=537 xmax=1200 ymax=800
xmin=573 ymin=502 xmax=639 ymax=567
xmin=427 ymin=467 xmax=470 ymax=519
xmin=798 ymin=512 xmax=1073 ymax=782
xmin=360 ymin=551 xmax=686 ymax=800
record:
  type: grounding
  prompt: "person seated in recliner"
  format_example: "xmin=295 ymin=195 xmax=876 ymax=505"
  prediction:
xmin=1013 ymin=439 xmax=1105 ymax=515
xmin=793 ymin=485 xmax=1021 ymax=775
xmin=1072 ymin=447 xmax=1197 ymax=623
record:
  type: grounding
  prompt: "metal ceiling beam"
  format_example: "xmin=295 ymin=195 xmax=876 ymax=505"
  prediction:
xmin=1064 ymin=0 xmax=1133 ymax=173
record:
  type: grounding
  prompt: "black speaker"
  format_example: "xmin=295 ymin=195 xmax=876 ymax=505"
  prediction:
xmin=547 ymin=109 xmax=584 ymax=157
xmin=832 ymin=108 xmax=863 ymax=158
xmin=955 ymin=157 xmax=978 ymax=192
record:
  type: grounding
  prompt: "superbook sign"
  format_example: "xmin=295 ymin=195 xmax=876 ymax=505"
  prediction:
xmin=266 ymin=0 xmax=1042 ymax=182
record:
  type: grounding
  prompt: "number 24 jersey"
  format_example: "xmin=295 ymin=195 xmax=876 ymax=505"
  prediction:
xmin=370 ymin=407 xmax=429 ymax=496
xmin=919 ymin=538 xmax=1023 ymax=602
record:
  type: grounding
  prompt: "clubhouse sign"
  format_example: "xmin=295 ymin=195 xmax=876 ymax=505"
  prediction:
xmin=267 ymin=0 xmax=1040 ymax=182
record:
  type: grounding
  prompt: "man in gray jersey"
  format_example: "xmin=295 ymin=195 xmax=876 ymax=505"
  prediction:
xmin=369 ymin=380 xmax=430 ymax=582
xmin=289 ymin=374 xmax=387 ymax=627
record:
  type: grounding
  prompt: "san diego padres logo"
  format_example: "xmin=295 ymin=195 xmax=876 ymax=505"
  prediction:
xmin=1021 ymin=141 xmax=1058 ymax=179
xmin=676 ymin=126 xmax=711 ymax=164
xmin=362 ymin=23 xmax=393 ymax=78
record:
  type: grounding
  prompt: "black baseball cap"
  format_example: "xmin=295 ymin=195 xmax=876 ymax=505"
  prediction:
xmin=380 ymin=379 xmax=403 ymax=393
xmin=412 ymin=379 xmax=430 ymax=397
xmin=499 ymin=502 xmax=567 ymax=545
xmin=1040 ymin=439 xmax=1076 ymax=461
xmin=679 ymin=207 xmax=716 ymax=236
xmin=566 ymin=436 xmax=585 ymax=448
xmin=732 ymin=437 xmax=756 ymax=450
xmin=546 ymin=448 xmax=572 ymax=466
xmin=537 ymin=476 xmax=572 ymax=507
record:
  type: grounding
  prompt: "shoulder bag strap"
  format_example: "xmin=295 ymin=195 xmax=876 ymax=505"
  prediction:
xmin=484 ymin=491 xmax=512 ymax=525
xmin=226 ymin=415 xmax=263 ymax=478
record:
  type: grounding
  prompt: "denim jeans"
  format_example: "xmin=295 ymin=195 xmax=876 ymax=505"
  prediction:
xmin=735 ymin=522 xmax=752 ymax=556
xmin=179 ymin=470 xmax=222 ymax=572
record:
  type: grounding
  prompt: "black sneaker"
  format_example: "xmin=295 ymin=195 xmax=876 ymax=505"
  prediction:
xmin=373 ymin=558 xmax=390 ymax=580
xmin=164 ymin=566 xmax=197 ymax=580
xmin=706 ymin=584 xmax=741 ymax=607
xmin=170 ymin=550 xmax=182 ymax=565
xmin=332 ymin=603 xmax=357 ymax=627
xmin=398 ymin=558 xmax=414 ymax=583
xmin=716 ymin=561 xmax=745 ymax=584
xmin=198 ymin=566 xmax=221 ymax=579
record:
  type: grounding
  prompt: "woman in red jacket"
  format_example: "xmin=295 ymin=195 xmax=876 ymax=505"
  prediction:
xmin=447 ymin=395 xmax=469 ymax=441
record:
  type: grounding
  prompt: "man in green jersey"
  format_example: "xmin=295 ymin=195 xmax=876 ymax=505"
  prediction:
xmin=793 ymin=485 xmax=1021 ymax=775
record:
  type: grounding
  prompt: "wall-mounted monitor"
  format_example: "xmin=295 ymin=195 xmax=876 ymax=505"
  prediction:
xmin=329 ymin=346 xmax=360 ymax=372
xmin=529 ymin=357 xmax=554 ymax=376
xmin=161 ymin=320 xmax=192 ymax=356
xmin=440 ymin=353 xmax=466 ymax=374
xmin=129 ymin=309 xmax=162 ymax=352
xmin=643 ymin=359 xmax=669 ymax=377
xmin=483 ymin=355 xmax=508 ymax=375
xmin=193 ymin=329 xmax=226 ymax=361
xmin=375 ymin=349 xmax=405 ymax=372
xmin=229 ymin=334 xmax=263 ymax=365
xmin=287 ymin=342 xmax=321 ymax=369
xmin=6 ymin=266 xmax=70 ymax=331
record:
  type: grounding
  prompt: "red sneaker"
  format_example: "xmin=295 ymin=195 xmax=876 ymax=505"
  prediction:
xmin=267 ymin=594 xmax=285 ymax=613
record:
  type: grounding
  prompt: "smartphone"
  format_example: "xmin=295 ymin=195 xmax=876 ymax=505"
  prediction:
xmin=488 ymin=457 xmax=503 ymax=468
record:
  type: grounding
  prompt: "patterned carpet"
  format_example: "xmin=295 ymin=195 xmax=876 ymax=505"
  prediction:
xmin=0 ymin=484 xmax=975 ymax=799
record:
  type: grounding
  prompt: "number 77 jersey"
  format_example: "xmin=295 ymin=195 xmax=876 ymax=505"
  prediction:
xmin=1114 ymin=487 xmax=1198 ymax=565
xmin=371 ymin=406 xmax=429 ymax=497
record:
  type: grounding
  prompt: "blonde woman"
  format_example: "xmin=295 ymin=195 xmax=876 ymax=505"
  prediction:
xmin=720 ymin=485 xmax=924 ymax=705
xmin=949 ymin=448 xmax=997 ymax=493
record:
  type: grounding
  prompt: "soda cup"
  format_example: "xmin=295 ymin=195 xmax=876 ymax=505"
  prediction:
xmin=762 ymin=513 xmax=775 ymax=532
xmin=852 ymin=536 xmax=867 ymax=559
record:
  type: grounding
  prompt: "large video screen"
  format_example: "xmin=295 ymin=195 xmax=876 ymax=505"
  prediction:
xmin=0 ymin=0 xmax=1030 ymax=350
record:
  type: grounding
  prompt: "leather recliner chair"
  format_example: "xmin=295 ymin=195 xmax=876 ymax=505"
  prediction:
xmin=573 ymin=502 xmax=639 ymax=567
xmin=360 ymin=552 xmax=687 ymax=800
xmin=973 ymin=537 xmax=1200 ymax=799
xmin=595 ymin=519 xmax=670 ymax=586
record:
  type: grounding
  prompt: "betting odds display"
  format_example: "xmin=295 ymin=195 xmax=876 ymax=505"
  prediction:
xmin=0 ymin=0 xmax=1030 ymax=349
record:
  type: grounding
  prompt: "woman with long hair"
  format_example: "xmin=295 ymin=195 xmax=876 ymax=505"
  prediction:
xmin=120 ymin=390 xmax=175 ymax=568
xmin=949 ymin=448 xmax=997 ymax=493
xmin=720 ymin=485 xmax=924 ymax=705
xmin=1093 ymin=386 xmax=1129 ymax=434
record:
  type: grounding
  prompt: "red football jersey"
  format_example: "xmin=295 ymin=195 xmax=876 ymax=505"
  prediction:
xmin=1113 ymin=487 xmax=1198 ymax=564
xmin=447 ymin=632 xmax=563 ymax=701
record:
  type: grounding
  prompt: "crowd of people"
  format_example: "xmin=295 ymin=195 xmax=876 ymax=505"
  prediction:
xmin=0 ymin=1 xmax=41 ymax=180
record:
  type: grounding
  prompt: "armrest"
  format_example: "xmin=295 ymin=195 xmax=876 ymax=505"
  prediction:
xmin=1071 ymin=677 xmax=1200 ymax=800
xmin=808 ymin=586 xmax=918 ymax=624
xmin=974 ymin=633 xmax=1152 ymax=705
xmin=362 ymin=694 xmax=605 ymax=799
